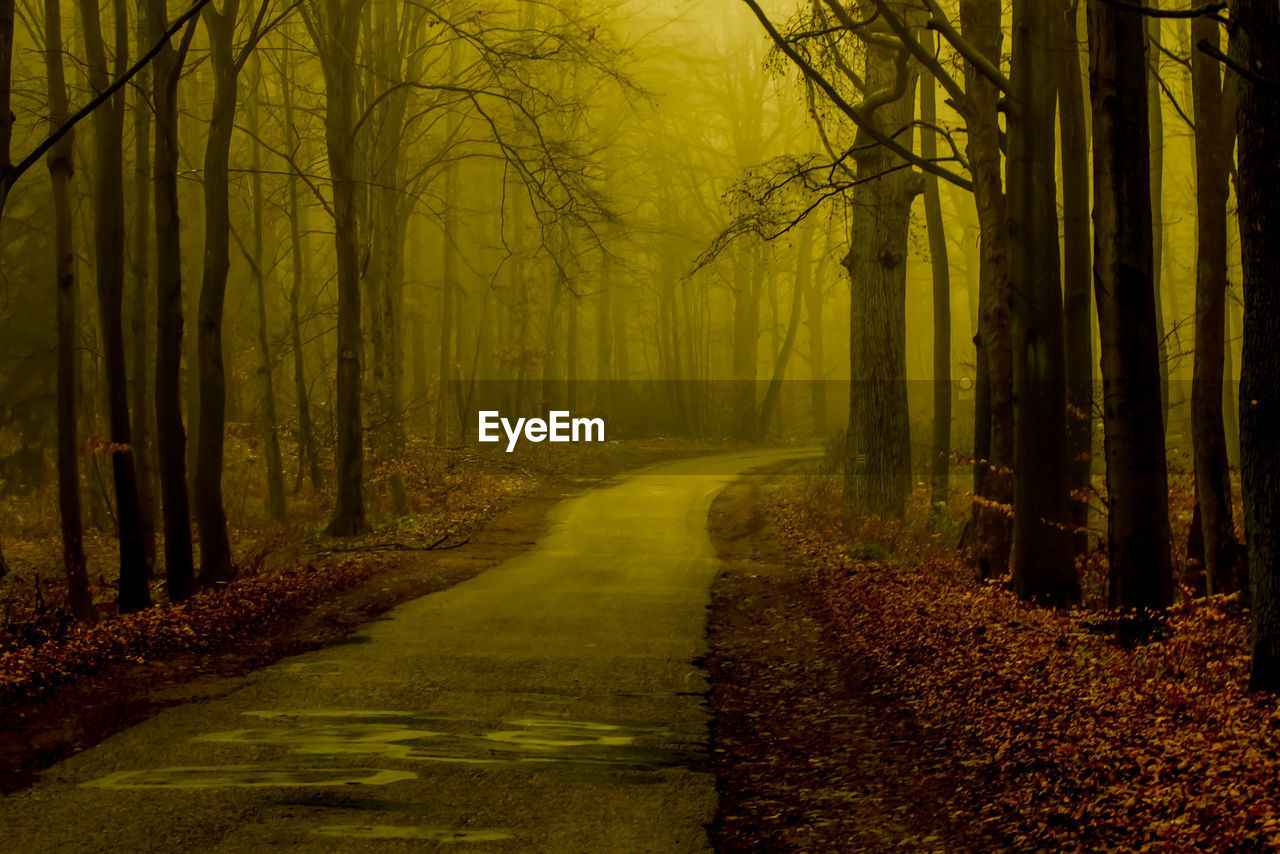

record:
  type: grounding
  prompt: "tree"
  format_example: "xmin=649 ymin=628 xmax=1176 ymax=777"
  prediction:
xmin=131 ymin=0 xmax=158 ymax=580
xmin=1231 ymin=0 xmax=1280 ymax=691
xmin=245 ymin=54 xmax=286 ymax=523
xmin=303 ymin=0 xmax=368 ymax=537
xmin=148 ymin=0 xmax=197 ymax=602
xmin=1088 ymin=0 xmax=1173 ymax=610
xmin=79 ymin=0 xmax=152 ymax=613
xmin=960 ymin=0 xmax=1014 ymax=580
xmin=1056 ymin=0 xmax=1093 ymax=560
xmin=920 ymin=25 xmax=951 ymax=512
xmin=838 ymin=2 xmax=921 ymax=519
xmin=1009 ymin=0 xmax=1077 ymax=604
xmin=1190 ymin=9 xmax=1240 ymax=595
xmin=194 ymin=0 xmax=275 ymax=583
xmin=45 ymin=0 xmax=95 ymax=621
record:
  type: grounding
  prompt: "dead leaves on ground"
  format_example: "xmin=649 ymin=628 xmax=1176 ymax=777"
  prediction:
xmin=768 ymin=477 xmax=1280 ymax=852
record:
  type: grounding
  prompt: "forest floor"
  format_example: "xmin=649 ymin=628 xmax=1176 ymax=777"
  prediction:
xmin=707 ymin=467 xmax=1280 ymax=852
xmin=0 ymin=438 xmax=729 ymax=794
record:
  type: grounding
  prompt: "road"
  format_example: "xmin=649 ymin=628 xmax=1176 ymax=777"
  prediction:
xmin=0 ymin=448 xmax=815 ymax=853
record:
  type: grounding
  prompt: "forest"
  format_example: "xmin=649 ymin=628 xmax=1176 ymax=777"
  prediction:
xmin=2 ymin=0 xmax=1280 ymax=850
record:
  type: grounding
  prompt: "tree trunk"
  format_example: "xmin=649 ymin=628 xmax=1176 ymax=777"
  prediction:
xmin=79 ymin=0 xmax=151 ymax=613
xmin=1057 ymin=0 xmax=1093 ymax=559
xmin=247 ymin=56 xmax=286 ymax=523
xmin=920 ymin=26 xmax=950 ymax=510
xmin=1009 ymin=0 xmax=1077 ymax=604
xmin=806 ymin=238 xmax=828 ymax=435
xmin=1190 ymin=11 xmax=1240 ymax=595
xmin=759 ymin=222 xmax=809 ymax=437
xmin=148 ymin=0 xmax=195 ymax=602
xmin=732 ymin=247 xmax=759 ymax=440
xmin=437 ymin=196 xmax=456 ymax=443
xmin=281 ymin=47 xmax=322 ymax=492
xmin=193 ymin=1 xmax=241 ymax=584
xmin=130 ymin=2 xmax=156 ymax=578
xmin=843 ymin=6 xmax=918 ymax=519
xmin=1088 ymin=0 xmax=1173 ymax=610
xmin=1232 ymin=0 xmax=1280 ymax=691
xmin=1147 ymin=6 xmax=1170 ymax=428
xmin=961 ymin=0 xmax=1012 ymax=579
xmin=46 ymin=0 xmax=94 ymax=622
xmin=307 ymin=0 xmax=367 ymax=536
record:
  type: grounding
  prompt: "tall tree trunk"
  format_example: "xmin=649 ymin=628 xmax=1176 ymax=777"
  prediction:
xmin=131 ymin=2 xmax=156 ymax=578
xmin=843 ymin=6 xmax=918 ymax=519
xmin=307 ymin=0 xmax=367 ymax=536
xmin=193 ymin=0 xmax=241 ymax=583
xmin=1232 ymin=0 xmax=1280 ymax=691
xmin=1057 ymin=0 xmax=1093 ymax=559
xmin=962 ymin=0 xmax=1012 ymax=579
xmin=1190 ymin=11 xmax=1240 ymax=595
xmin=247 ymin=56 xmax=285 ymax=523
xmin=920 ymin=26 xmax=950 ymax=509
xmin=805 ymin=239 xmax=828 ymax=435
xmin=596 ymin=244 xmax=613 ymax=417
xmin=732 ymin=247 xmax=759 ymax=440
xmin=1009 ymin=0 xmax=1077 ymax=604
xmin=437 ymin=197 xmax=456 ymax=443
xmin=759 ymin=222 xmax=809 ymax=436
xmin=79 ymin=0 xmax=151 ymax=613
xmin=148 ymin=0 xmax=195 ymax=602
xmin=281 ymin=45 xmax=322 ymax=492
xmin=1147 ymin=6 xmax=1170 ymax=428
xmin=46 ymin=0 xmax=94 ymax=622
xmin=1088 ymin=0 xmax=1173 ymax=610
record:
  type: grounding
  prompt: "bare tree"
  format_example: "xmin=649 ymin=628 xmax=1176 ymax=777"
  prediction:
xmin=79 ymin=0 xmax=152 ymax=612
xmin=148 ymin=0 xmax=197 ymax=602
xmin=45 ymin=0 xmax=95 ymax=621
xmin=1088 ymin=0 xmax=1173 ymax=610
xmin=1190 ymin=8 xmax=1240 ymax=595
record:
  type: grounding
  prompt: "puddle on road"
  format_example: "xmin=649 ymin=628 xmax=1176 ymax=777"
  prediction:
xmin=197 ymin=724 xmax=444 ymax=758
xmin=244 ymin=708 xmax=446 ymax=724
xmin=82 ymin=766 xmax=417 ymax=789
xmin=203 ymin=710 xmax=699 ymax=771
xmin=313 ymin=825 xmax=512 ymax=842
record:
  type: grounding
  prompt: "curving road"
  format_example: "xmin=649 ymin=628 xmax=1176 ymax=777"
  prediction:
xmin=0 ymin=448 xmax=815 ymax=853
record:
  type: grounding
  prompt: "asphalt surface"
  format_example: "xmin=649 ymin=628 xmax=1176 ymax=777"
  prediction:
xmin=0 ymin=448 xmax=815 ymax=853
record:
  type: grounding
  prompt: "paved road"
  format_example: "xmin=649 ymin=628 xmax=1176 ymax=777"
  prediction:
xmin=0 ymin=449 xmax=815 ymax=853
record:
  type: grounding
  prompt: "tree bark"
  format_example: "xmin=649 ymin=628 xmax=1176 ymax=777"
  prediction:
xmin=1147 ymin=6 xmax=1170 ymax=429
xmin=920 ymin=26 xmax=951 ymax=510
xmin=193 ymin=0 xmax=241 ymax=583
xmin=1057 ymin=0 xmax=1093 ymax=559
xmin=247 ymin=56 xmax=286 ymax=523
xmin=1190 ymin=11 xmax=1240 ymax=595
xmin=130 ymin=1 xmax=157 ymax=578
xmin=148 ymin=0 xmax=195 ymax=602
xmin=961 ymin=0 xmax=1012 ymax=579
xmin=1009 ymin=0 xmax=1077 ymax=604
xmin=307 ymin=0 xmax=368 ymax=536
xmin=843 ymin=2 xmax=919 ymax=519
xmin=1232 ymin=0 xmax=1280 ymax=691
xmin=46 ymin=0 xmax=95 ymax=621
xmin=1088 ymin=0 xmax=1173 ymax=610
xmin=79 ymin=0 xmax=151 ymax=613
xmin=280 ymin=41 xmax=322 ymax=492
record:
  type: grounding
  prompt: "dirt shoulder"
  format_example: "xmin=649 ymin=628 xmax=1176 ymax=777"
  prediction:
xmin=704 ymin=471 xmax=1003 ymax=852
